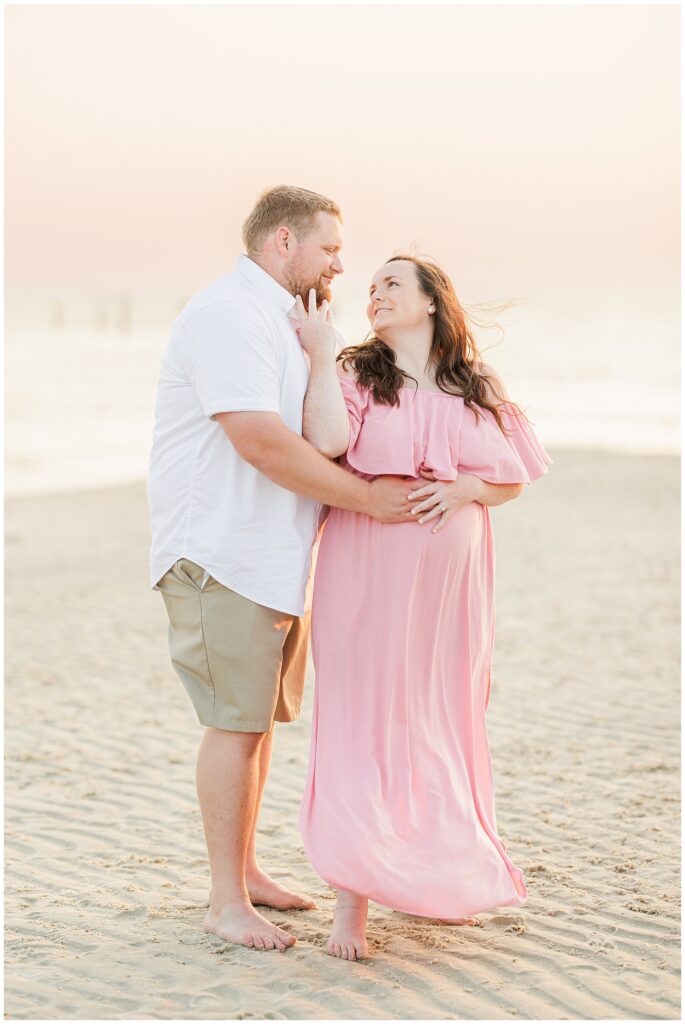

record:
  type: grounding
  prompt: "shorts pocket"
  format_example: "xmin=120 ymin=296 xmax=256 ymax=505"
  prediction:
xmin=175 ymin=559 xmax=206 ymax=590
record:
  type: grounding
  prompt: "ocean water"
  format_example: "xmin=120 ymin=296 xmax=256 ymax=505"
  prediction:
xmin=5 ymin=300 xmax=679 ymax=497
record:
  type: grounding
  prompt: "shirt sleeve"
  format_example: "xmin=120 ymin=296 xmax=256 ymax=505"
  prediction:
xmin=182 ymin=301 xmax=281 ymax=418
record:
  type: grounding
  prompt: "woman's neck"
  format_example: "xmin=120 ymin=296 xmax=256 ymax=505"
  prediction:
xmin=382 ymin=329 xmax=435 ymax=385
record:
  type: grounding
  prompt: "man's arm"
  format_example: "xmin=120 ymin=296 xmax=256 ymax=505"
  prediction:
xmin=214 ymin=411 xmax=414 ymax=523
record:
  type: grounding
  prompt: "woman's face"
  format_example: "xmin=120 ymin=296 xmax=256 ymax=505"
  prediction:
xmin=366 ymin=260 xmax=433 ymax=338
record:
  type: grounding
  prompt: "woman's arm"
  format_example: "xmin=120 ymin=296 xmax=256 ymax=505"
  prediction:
xmin=302 ymin=353 xmax=350 ymax=458
xmin=477 ymin=480 xmax=525 ymax=506
xmin=407 ymin=361 xmax=525 ymax=532
xmin=407 ymin=474 xmax=523 ymax=532
xmin=293 ymin=291 xmax=350 ymax=458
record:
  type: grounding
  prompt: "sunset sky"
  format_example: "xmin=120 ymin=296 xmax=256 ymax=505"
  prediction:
xmin=5 ymin=3 xmax=680 ymax=311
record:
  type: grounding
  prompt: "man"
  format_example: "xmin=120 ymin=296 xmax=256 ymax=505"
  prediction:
xmin=148 ymin=185 xmax=414 ymax=953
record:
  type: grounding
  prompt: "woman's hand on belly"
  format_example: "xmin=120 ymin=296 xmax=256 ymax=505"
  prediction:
xmin=406 ymin=470 xmax=486 ymax=533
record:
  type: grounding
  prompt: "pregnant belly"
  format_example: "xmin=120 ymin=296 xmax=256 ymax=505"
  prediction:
xmin=312 ymin=497 xmax=495 ymax=673
xmin=319 ymin=498 xmax=488 ymax=575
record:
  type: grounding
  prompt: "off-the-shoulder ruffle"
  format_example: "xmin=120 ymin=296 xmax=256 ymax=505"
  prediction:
xmin=459 ymin=402 xmax=553 ymax=484
xmin=341 ymin=380 xmax=459 ymax=480
xmin=337 ymin=377 xmax=552 ymax=484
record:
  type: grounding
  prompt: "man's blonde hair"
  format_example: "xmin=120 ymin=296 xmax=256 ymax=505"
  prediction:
xmin=242 ymin=185 xmax=342 ymax=257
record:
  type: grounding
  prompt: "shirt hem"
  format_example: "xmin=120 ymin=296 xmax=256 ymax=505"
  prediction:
xmin=150 ymin=557 xmax=306 ymax=618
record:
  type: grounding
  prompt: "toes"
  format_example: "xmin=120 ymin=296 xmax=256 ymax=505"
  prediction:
xmin=252 ymin=935 xmax=265 ymax=951
xmin=290 ymin=893 xmax=316 ymax=909
xmin=262 ymin=936 xmax=275 ymax=951
xmin=326 ymin=937 xmax=366 ymax=961
xmin=276 ymin=927 xmax=296 ymax=946
xmin=242 ymin=933 xmax=255 ymax=948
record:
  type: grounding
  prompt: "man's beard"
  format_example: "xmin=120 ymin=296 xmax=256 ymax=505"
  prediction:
xmin=287 ymin=272 xmax=331 ymax=308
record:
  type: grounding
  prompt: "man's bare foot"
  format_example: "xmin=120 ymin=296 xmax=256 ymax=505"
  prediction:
xmin=210 ymin=873 xmax=316 ymax=912
xmin=204 ymin=897 xmax=296 ymax=951
xmin=439 ymin=915 xmax=482 ymax=926
xmin=327 ymin=890 xmax=369 ymax=961
xmin=245 ymin=868 xmax=316 ymax=911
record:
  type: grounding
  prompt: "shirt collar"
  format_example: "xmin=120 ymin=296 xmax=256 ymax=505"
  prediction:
xmin=234 ymin=254 xmax=296 ymax=315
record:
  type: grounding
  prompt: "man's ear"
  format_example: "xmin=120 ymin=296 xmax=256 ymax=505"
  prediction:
xmin=274 ymin=226 xmax=292 ymax=258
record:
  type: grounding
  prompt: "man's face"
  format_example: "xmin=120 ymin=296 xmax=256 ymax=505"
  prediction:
xmin=285 ymin=212 xmax=344 ymax=306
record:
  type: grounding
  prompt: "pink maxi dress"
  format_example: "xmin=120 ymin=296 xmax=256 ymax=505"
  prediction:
xmin=299 ymin=377 xmax=552 ymax=919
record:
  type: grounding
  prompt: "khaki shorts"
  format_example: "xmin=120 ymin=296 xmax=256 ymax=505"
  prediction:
xmin=157 ymin=559 xmax=310 ymax=732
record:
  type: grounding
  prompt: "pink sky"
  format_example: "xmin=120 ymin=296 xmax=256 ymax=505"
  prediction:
xmin=5 ymin=4 xmax=680 ymax=301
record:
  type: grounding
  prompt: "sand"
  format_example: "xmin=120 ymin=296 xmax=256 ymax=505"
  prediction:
xmin=4 ymin=449 xmax=680 ymax=1020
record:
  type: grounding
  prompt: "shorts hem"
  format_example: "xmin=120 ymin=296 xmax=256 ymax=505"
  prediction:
xmin=196 ymin=711 xmax=302 ymax=732
xmin=275 ymin=706 xmax=302 ymax=725
xmin=198 ymin=715 xmax=273 ymax=733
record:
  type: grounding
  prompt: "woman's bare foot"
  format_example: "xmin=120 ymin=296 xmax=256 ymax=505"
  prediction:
xmin=245 ymin=868 xmax=316 ymax=911
xmin=327 ymin=890 xmax=369 ymax=961
xmin=204 ymin=896 xmax=296 ymax=951
xmin=439 ymin=915 xmax=482 ymax=926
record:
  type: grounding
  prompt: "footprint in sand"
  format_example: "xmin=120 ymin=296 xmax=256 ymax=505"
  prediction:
xmin=115 ymin=907 xmax=149 ymax=921
xmin=488 ymin=914 xmax=526 ymax=933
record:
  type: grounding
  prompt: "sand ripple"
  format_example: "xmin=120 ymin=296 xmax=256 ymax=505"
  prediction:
xmin=5 ymin=452 xmax=680 ymax=1019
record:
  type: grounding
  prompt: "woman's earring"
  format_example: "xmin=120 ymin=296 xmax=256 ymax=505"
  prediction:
xmin=428 ymin=306 xmax=435 ymax=314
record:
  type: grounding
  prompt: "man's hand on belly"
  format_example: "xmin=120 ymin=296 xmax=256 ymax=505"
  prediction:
xmin=366 ymin=476 xmax=423 ymax=524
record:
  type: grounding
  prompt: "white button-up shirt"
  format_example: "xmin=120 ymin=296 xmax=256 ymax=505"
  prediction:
xmin=147 ymin=254 xmax=321 ymax=616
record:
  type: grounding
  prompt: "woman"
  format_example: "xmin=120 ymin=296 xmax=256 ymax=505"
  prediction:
xmin=294 ymin=255 xmax=551 ymax=961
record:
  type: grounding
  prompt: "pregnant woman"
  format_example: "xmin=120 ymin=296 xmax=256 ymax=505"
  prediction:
xmin=294 ymin=255 xmax=551 ymax=961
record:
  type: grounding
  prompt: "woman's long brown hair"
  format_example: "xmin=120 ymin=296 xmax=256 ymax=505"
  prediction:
xmin=337 ymin=255 xmax=528 ymax=434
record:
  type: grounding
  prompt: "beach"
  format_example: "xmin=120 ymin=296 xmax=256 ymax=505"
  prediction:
xmin=4 ymin=447 xmax=680 ymax=1020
